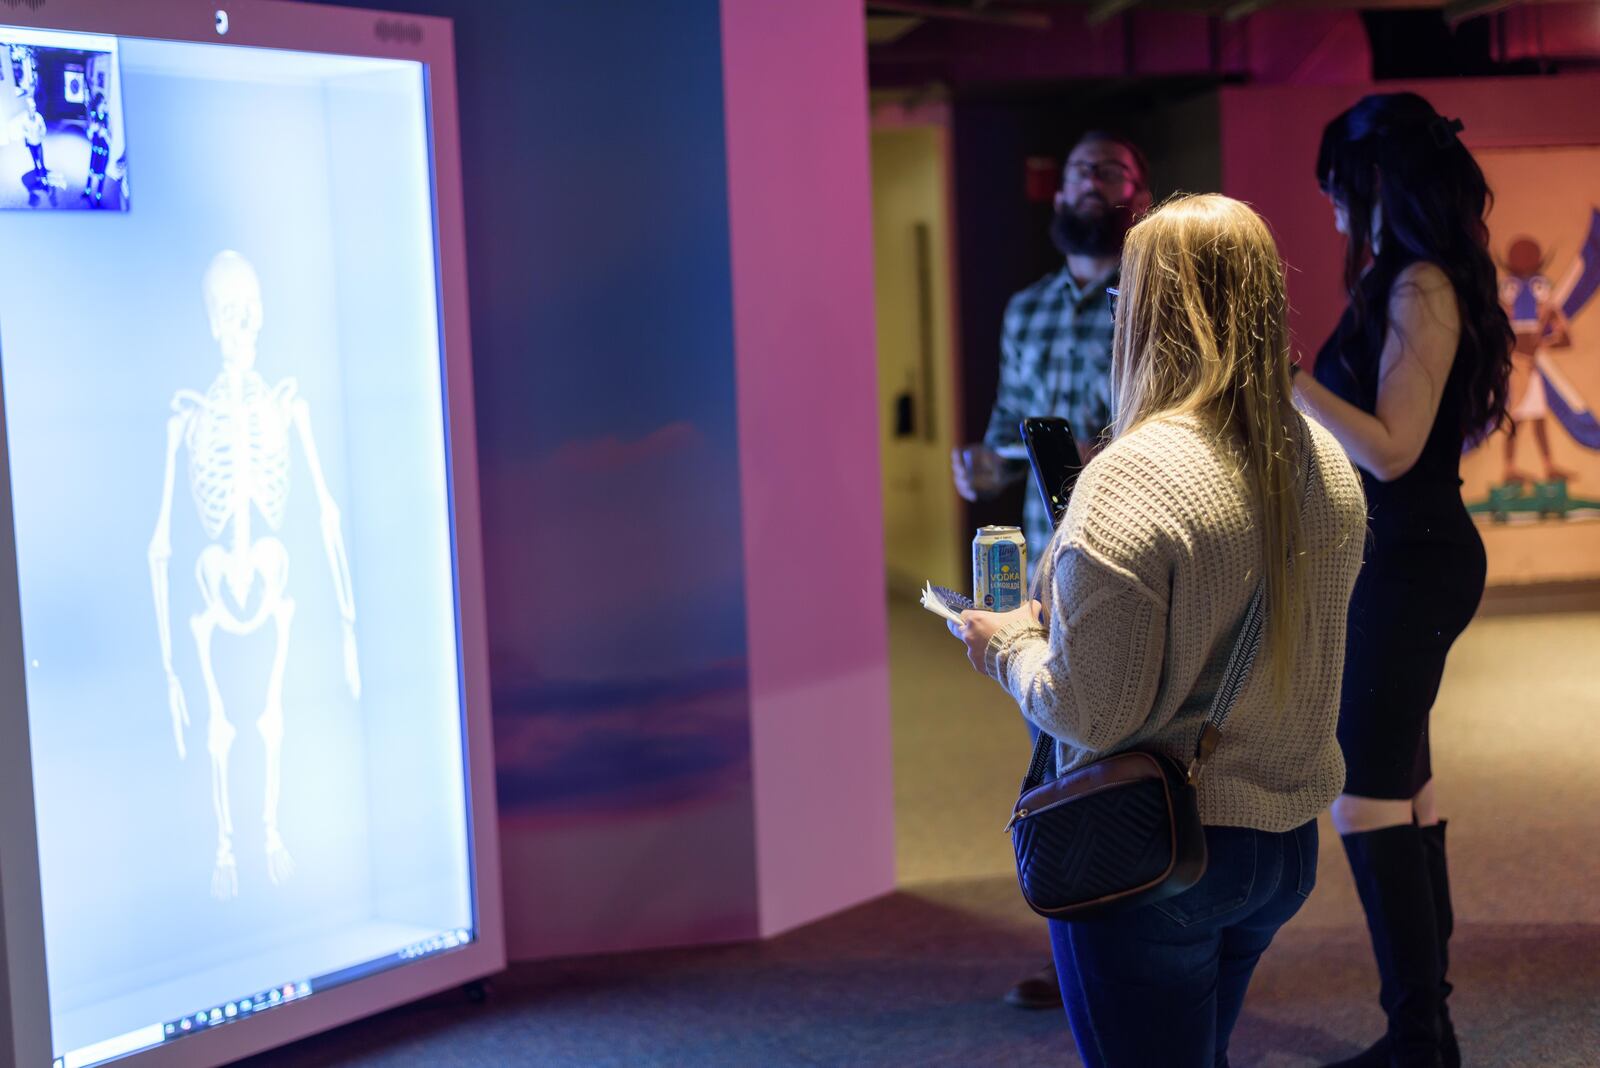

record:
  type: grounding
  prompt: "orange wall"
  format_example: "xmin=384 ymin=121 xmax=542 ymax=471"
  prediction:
xmin=1221 ymin=76 xmax=1600 ymax=365
xmin=1221 ymin=77 xmax=1600 ymax=585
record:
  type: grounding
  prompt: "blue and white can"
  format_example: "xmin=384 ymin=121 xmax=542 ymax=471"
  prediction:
xmin=973 ymin=525 xmax=1027 ymax=611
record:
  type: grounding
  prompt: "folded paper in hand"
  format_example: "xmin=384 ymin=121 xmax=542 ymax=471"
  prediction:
xmin=919 ymin=582 xmax=972 ymax=627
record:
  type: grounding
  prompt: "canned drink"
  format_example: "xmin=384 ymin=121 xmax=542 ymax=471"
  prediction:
xmin=973 ymin=526 xmax=1027 ymax=611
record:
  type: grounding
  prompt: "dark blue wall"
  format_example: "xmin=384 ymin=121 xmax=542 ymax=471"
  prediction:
xmin=292 ymin=0 xmax=754 ymax=830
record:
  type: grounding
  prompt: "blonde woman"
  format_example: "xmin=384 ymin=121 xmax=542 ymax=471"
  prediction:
xmin=957 ymin=194 xmax=1367 ymax=1067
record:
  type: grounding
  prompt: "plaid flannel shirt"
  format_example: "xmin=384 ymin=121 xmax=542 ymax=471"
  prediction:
xmin=982 ymin=265 xmax=1116 ymax=565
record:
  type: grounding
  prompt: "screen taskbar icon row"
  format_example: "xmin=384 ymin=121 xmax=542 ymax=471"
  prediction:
xmin=166 ymin=978 xmax=312 ymax=1040
xmin=58 ymin=926 xmax=475 ymax=1067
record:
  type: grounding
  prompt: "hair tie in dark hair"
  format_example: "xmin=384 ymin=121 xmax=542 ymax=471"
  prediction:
xmin=1430 ymin=116 xmax=1465 ymax=148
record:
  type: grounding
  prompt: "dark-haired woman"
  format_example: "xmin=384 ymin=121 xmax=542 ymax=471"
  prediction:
xmin=84 ymin=93 xmax=111 ymax=207
xmin=1293 ymin=92 xmax=1514 ymax=1068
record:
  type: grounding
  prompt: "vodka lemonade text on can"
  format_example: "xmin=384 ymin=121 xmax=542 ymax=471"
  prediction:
xmin=972 ymin=526 xmax=1026 ymax=611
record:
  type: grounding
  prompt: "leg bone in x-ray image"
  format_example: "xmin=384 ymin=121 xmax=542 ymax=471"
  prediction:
xmin=147 ymin=251 xmax=361 ymax=900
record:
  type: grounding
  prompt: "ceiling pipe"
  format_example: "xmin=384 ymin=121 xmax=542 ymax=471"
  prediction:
xmin=1086 ymin=0 xmax=1144 ymax=28
xmin=865 ymin=1 xmax=1052 ymax=29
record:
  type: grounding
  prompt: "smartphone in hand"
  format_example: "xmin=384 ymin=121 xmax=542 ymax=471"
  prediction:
xmin=1020 ymin=417 xmax=1083 ymax=531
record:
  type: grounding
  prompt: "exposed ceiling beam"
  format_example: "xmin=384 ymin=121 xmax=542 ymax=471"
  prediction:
xmin=1221 ymin=0 xmax=1277 ymax=20
xmin=1086 ymin=0 xmax=1144 ymax=27
xmin=865 ymin=1 xmax=1052 ymax=30
xmin=1442 ymin=0 xmax=1521 ymax=23
xmin=866 ymin=15 xmax=925 ymax=45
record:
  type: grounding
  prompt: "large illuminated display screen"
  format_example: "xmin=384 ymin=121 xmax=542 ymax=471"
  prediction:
xmin=0 ymin=15 xmax=492 ymax=1068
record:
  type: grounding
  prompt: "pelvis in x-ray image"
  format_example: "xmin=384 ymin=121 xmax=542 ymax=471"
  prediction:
xmin=147 ymin=250 xmax=360 ymax=900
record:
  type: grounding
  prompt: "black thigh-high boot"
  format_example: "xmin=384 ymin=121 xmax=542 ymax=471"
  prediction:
xmin=1322 ymin=825 xmax=1445 ymax=1068
xmin=1420 ymin=821 xmax=1459 ymax=1068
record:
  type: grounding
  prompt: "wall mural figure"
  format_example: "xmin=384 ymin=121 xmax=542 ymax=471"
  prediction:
xmin=1470 ymin=208 xmax=1600 ymax=521
xmin=147 ymin=250 xmax=361 ymax=899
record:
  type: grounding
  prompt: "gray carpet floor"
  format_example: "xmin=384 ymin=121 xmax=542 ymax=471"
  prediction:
xmin=239 ymin=605 xmax=1600 ymax=1067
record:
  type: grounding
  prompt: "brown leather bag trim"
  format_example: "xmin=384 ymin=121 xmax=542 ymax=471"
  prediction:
xmin=1013 ymin=750 xmax=1170 ymax=815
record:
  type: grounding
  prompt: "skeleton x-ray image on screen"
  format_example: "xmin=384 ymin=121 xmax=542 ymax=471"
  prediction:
xmin=0 ymin=32 xmax=477 ymax=1068
xmin=150 ymin=250 xmax=361 ymax=901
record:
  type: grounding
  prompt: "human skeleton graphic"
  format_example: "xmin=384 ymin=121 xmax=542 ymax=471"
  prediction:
xmin=148 ymin=251 xmax=360 ymax=899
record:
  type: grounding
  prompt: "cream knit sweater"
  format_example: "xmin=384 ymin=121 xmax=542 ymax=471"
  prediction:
xmin=986 ymin=412 xmax=1367 ymax=832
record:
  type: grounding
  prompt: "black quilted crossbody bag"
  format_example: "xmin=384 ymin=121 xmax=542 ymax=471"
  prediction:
xmin=1005 ymin=582 xmax=1266 ymax=921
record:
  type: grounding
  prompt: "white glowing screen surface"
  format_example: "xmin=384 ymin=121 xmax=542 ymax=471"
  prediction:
xmin=0 ymin=29 xmax=473 ymax=1067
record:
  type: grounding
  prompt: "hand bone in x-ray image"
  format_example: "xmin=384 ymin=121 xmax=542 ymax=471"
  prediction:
xmin=147 ymin=250 xmax=360 ymax=900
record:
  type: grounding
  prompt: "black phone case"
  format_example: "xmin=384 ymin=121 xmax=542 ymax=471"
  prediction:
xmin=1020 ymin=417 xmax=1082 ymax=530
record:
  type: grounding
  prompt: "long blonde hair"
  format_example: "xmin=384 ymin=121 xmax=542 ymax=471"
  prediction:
xmin=1110 ymin=193 xmax=1305 ymax=700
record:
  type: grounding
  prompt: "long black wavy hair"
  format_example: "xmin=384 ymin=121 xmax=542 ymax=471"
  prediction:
xmin=1317 ymin=92 xmax=1513 ymax=439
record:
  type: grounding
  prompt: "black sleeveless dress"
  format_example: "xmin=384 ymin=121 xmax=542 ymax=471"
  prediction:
xmin=1313 ymin=259 xmax=1487 ymax=799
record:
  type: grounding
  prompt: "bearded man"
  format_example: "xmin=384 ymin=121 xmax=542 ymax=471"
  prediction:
xmin=952 ymin=132 xmax=1153 ymax=569
xmin=949 ymin=131 xmax=1153 ymax=1011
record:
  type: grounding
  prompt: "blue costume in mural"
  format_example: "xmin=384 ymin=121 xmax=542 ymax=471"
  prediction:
xmin=1499 ymin=209 xmax=1600 ymax=465
xmin=1472 ymin=208 xmax=1600 ymax=521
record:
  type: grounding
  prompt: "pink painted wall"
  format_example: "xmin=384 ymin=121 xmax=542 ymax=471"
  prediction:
xmin=1499 ymin=3 xmax=1600 ymax=65
xmin=1232 ymin=10 xmax=1370 ymax=86
xmin=870 ymin=8 xmax=1367 ymax=90
xmin=1220 ymin=76 xmax=1600 ymax=366
xmin=720 ymin=0 xmax=897 ymax=937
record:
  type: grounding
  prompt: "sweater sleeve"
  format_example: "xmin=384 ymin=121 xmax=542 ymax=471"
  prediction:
xmin=986 ymin=542 xmax=1169 ymax=752
xmin=982 ymin=434 xmax=1177 ymax=752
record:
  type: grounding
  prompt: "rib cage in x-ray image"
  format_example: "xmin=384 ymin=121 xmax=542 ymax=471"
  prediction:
xmin=187 ymin=373 xmax=293 ymax=540
xmin=147 ymin=250 xmax=361 ymax=901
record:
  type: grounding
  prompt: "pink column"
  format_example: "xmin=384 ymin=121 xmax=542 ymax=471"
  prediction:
xmin=720 ymin=0 xmax=897 ymax=936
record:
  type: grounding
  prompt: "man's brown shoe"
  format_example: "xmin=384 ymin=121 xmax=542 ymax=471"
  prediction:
xmin=1003 ymin=961 xmax=1062 ymax=1010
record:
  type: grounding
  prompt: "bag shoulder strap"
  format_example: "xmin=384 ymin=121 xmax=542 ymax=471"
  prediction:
xmin=1020 ymin=579 xmax=1266 ymax=793
xmin=1185 ymin=580 xmax=1266 ymax=785
xmin=1189 ymin=421 xmax=1315 ymax=782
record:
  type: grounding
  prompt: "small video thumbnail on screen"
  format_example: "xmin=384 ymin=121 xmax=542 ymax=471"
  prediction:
xmin=0 ymin=29 xmax=126 ymax=211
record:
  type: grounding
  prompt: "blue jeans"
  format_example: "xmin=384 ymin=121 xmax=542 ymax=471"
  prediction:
xmin=1050 ymin=820 xmax=1319 ymax=1068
